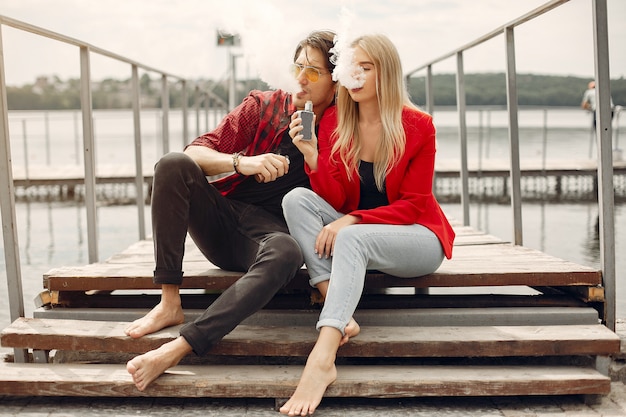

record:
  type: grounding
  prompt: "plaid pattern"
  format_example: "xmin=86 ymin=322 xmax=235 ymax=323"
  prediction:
xmin=187 ymin=89 xmax=295 ymax=196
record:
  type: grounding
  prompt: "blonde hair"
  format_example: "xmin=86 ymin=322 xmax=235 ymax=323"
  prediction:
xmin=331 ymin=34 xmax=416 ymax=190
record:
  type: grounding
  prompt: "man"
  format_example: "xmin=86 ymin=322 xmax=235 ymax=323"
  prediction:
xmin=124 ymin=30 xmax=337 ymax=391
xmin=581 ymin=80 xmax=615 ymax=128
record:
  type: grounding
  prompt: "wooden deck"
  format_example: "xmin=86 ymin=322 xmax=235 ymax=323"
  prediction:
xmin=0 ymin=220 xmax=620 ymax=399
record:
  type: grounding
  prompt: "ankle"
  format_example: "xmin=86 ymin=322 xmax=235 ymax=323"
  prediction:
xmin=160 ymin=285 xmax=182 ymax=307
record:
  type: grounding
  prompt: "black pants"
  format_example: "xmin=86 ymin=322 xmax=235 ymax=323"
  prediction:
xmin=151 ymin=152 xmax=303 ymax=356
xmin=593 ymin=110 xmax=614 ymax=128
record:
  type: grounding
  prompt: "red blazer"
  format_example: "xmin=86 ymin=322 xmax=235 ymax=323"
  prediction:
xmin=307 ymin=105 xmax=454 ymax=259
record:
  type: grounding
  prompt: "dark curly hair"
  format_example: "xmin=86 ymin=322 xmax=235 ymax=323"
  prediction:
xmin=293 ymin=30 xmax=337 ymax=75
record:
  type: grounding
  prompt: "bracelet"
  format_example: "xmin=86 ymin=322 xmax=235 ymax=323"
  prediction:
xmin=232 ymin=152 xmax=243 ymax=174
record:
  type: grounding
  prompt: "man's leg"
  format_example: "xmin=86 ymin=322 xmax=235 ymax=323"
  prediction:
xmin=126 ymin=208 xmax=303 ymax=390
xmin=127 ymin=335 xmax=192 ymax=391
xmin=180 ymin=223 xmax=304 ymax=356
xmin=126 ymin=152 xmax=240 ymax=338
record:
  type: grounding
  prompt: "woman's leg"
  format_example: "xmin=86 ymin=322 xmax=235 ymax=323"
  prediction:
xmin=318 ymin=223 xmax=444 ymax=333
xmin=282 ymin=187 xmax=342 ymax=286
xmin=281 ymin=224 xmax=444 ymax=413
xmin=283 ymin=187 xmax=361 ymax=344
xmin=279 ymin=326 xmax=342 ymax=416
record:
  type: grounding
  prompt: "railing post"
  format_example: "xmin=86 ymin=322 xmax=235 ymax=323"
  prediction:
xmin=542 ymin=109 xmax=548 ymax=173
xmin=161 ymin=74 xmax=170 ymax=155
xmin=229 ymin=53 xmax=236 ymax=110
xmin=80 ymin=46 xmax=98 ymax=263
xmin=194 ymin=86 xmax=201 ymax=138
xmin=131 ymin=65 xmax=146 ymax=240
xmin=425 ymin=65 xmax=434 ymax=116
xmin=21 ymin=120 xmax=28 ymax=181
xmin=504 ymin=26 xmax=523 ymax=246
xmin=0 ymin=23 xmax=27 ymax=363
xmin=592 ymin=0 xmax=615 ymax=330
xmin=455 ymin=52 xmax=470 ymax=226
xmin=44 ymin=111 xmax=50 ymax=165
xmin=205 ymin=96 xmax=210 ymax=132
xmin=181 ymin=80 xmax=189 ymax=145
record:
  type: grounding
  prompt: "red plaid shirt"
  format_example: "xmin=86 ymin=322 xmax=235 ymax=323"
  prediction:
xmin=187 ymin=90 xmax=296 ymax=196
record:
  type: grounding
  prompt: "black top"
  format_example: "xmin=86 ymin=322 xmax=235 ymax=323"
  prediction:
xmin=358 ymin=160 xmax=388 ymax=210
xmin=227 ymin=130 xmax=311 ymax=219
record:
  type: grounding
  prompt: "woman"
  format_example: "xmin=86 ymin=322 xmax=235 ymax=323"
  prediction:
xmin=280 ymin=34 xmax=455 ymax=416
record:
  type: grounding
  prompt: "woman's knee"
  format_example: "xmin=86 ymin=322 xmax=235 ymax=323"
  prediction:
xmin=281 ymin=187 xmax=314 ymax=214
xmin=335 ymin=226 xmax=364 ymax=252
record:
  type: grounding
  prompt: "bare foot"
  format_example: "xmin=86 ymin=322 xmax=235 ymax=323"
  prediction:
xmin=279 ymin=354 xmax=337 ymax=416
xmin=126 ymin=336 xmax=191 ymax=391
xmin=340 ymin=318 xmax=361 ymax=347
xmin=124 ymin=301 xmax=184 ymax=338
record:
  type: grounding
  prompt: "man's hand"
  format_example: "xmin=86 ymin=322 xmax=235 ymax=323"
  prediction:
xmin=238 ymin=153 xmax=290 ymax=183
xmin=289 ymin=112 xmax=319 ymax=171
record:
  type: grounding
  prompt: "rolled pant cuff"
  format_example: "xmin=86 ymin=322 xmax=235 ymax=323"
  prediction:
xmin=179 ymin=322 xmax=212 ymax=356
xmin=316 ymin=318 xmax=346 ymax=336
xmin=153 ymin=269 xmax=184 ymax=286
xmin=309 ymin=273 xmax=330 ymax=287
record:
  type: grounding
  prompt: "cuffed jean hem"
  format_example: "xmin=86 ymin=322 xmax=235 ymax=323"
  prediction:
xmin=153 ymin=269 xmax=184 ymax=286
xmin=179 ymin=322 xmax=210 ymax=356
xmin=309 ymin=272 xmax=331 ymax=287
xmin=316 ymin=318 xmax=346 ymax=335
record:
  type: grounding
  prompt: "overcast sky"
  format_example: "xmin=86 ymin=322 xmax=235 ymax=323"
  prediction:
xmin=1 ymin=0 xmax=625 ymax=90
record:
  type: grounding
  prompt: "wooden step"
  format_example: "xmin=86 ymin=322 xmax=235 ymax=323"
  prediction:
xmin=0 ymin=361 xmax=610 ymax=398
xmin=2 ymin=318 xmax=619 ymax=358
xmin=43 ymin=240 xmax=602 ymax=292
xmin=33 ymin=306 xmax=604 ymax=327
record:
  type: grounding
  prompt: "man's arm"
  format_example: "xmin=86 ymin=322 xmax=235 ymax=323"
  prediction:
xmin=184 ymin=145 xmax=290 ymax=183
xmin=184 ymin=146 xmax=235 ymax=177
xmin=581 ymin=90 xmax=593 ymax=111
xmin=581 ymin=98 xmax=591 ymax=110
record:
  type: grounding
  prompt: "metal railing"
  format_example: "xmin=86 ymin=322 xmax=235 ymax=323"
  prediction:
xmin=0 ymin=15 xmax=225 ymax=362
xmin=405 ymin=0 xmax=616 ymax=330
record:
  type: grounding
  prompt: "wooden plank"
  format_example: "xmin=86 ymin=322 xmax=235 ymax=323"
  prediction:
xmin=33 ymin=306 xmax=603 ymax=327
xmin=43 ymin=243 xmax=602 ymax=292
xmin=48 ymin=291 xmax=589 ymax=310
xmin=0 ymin=362 xmax=610 ymax=397
xmin=537 ymin=286 xmax=606 ymax=303
xmin=2 ymin=318 xmax=619 ymax=357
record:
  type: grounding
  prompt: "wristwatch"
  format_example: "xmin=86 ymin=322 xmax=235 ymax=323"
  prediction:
xmin=232 ymin=152 xmax=242 ymax=174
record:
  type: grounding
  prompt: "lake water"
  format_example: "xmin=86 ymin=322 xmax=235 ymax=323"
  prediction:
xmin=1 ymin=107 xmax=625 ymax=342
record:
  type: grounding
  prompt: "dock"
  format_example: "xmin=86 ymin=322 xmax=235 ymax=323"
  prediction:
xmin=0 ymin=219 xmax=620 ymax=400
xmin=10 ymin=158 xmax=626 ymax=202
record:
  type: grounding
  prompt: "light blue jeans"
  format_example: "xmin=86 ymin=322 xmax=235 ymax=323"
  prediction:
xmin=282 ymin=187 xmax=444 ymax=335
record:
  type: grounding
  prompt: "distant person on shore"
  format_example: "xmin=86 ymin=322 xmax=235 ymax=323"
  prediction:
xmin=123 ymin=30 xmax=337 ymax=391
xmin=581 ymin=80 xmax=615 ymax=128
xmin=279 ymin=33 xmax=455 ymax=416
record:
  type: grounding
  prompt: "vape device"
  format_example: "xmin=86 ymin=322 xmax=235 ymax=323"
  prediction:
xmin=300 ymin=101 xmax=314 ymax=140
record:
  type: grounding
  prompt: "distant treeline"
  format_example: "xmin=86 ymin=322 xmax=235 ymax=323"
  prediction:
xmin=407 ymin=73 xmax=626 ymax=107
xmin=6 ymin=74 xmax=270 ymax=111
xmin=6 ymin=73 xmax=626 ymax=110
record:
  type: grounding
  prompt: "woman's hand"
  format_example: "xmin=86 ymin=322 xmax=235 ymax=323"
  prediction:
xmin=315 ymin=215 xmax=359 ymax=259
xmin=289 ymin=112 xmax=319 ymax=170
